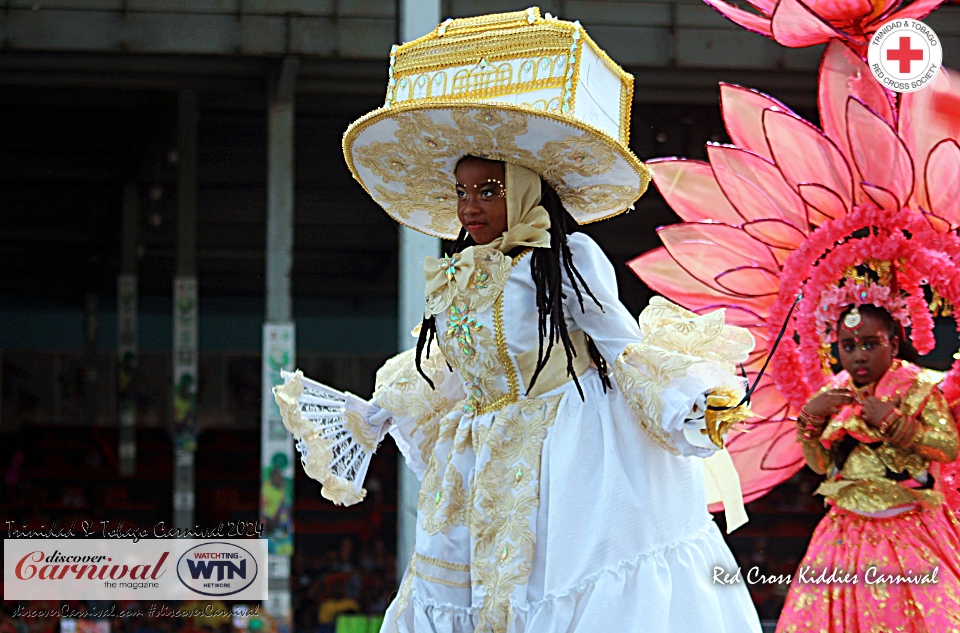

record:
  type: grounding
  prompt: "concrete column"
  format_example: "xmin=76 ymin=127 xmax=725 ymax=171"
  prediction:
xmin=118 ymin=183 xmax=139 ymax=476
xmin=173 ymin=90 xmax=199 ymax=530
xmin=266 ymin=57 xmax=297 ymax=324
xmin=262 ymin=55 xmax=298 ymax=633
xmin=82 ymin=293 xmax=99 ymax=426
xmin=396 ymin=0 xmax=442 ymax=582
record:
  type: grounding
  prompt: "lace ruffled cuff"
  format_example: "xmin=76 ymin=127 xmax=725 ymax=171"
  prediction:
xmin=613 ymin=297 xmax=754 ymax=456
xmin=373 ymin=346 xmax=464 ymax=481
xmin=273 ymin=370 xmax=387 ymax=506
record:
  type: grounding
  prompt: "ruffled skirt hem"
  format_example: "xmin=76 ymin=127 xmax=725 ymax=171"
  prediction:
xmin=382 ymin=523 xmax=760 ymax=633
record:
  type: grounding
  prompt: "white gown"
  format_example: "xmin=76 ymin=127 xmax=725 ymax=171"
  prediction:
xmin=277 ymin=233 xmax=762 ymax=633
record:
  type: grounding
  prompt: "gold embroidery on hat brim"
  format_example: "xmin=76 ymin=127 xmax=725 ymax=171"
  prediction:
xmin=343 ymin=102 xmax=651 ymax=239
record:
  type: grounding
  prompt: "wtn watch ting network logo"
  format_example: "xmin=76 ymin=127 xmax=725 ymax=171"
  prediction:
xmin=176 ymin=542 xmax=259 ymax=597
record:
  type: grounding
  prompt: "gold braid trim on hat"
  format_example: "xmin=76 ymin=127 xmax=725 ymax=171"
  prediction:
xmin=388 ymin=9 xmax=633 ymax=146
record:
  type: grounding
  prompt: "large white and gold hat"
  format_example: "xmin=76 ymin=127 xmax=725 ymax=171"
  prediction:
xmin=342 ymin=7 xmax=651 ymax=239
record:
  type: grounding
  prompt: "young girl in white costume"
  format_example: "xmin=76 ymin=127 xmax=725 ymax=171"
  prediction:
xmin=275 ymin=9 xmax=762 ymax=632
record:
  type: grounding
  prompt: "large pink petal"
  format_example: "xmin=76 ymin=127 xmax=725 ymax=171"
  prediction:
xmin=798 ymin=183 xmax=847 ymax=223
xmin=770 ymin=0 xmax=853 ymax=47
xmin=743 ymin=379 xmax=790 ymax=420
xmin=769 ymin=246 xmax=797 ymax=267
xmin=715 ymin=267 xmax=781 ymax=296
xmin=648 ymin=159 xmax=744 ymax=225
xmin=742 ymin=0 xmax=778 ymax=14
xmin=658 ymin=223 xmax=780 ymax=302
xmin=818 ymin=40 xmax=896 ymax=170
xmin=700 ymin=305 xmax=768 ymax=328
xmin=708 ymin=144 xmax=808 ymax=228
xmin=730 ymin=416 xmax=802 ymax=470
xmin=720 ymin=83 xmax=795 ymax=162
xmin=725 ymin=415 xmax=805 ymax=503
xmin=923 ymin=212 xmax=952 ymax=234
xmin=804 ymin=0 xmax=874 ymax=24
xmin=702 ymin=0 xmax=774 ymax=38
xmin=764 ymin=109 xmax=854 ymax=211
xmin=900 ymin=67 xmax=960 ymax=210
xmin=847 ymin=98 xmax=914 ymax=207
xmin=881 ymin=0 xmax=945 ymax=23
xmin=925 ymin=139 xmax=960 ymax=228
xmin=743 ymin=219 xmax=807 ymax=249
xmin=860 ymin=182 xmax=901 ymax=212
xmin=628 ymin=248 xmax=774 ymax=314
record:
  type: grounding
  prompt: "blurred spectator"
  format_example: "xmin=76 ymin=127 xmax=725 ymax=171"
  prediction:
xmin=318 ymin=574 xmax=361 ymax=632
xmin=0 ymin=602 xmax=25 ymax=633
xmin=130 ymin=617 xmax=163 ymax=633
xmin=178 ymin=600 xmax=229 ymax=631
xmin=62 ymin=485 xmax=89 ymax=508
xmin=336 ymin=538 xmax=362 ymax=601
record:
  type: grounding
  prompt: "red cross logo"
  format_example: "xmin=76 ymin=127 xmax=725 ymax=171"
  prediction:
xmin=887 ymin=36 xmax=924 ymax=74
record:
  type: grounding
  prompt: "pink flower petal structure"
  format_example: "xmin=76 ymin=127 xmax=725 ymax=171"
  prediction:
xmin=708 ymin=144 xmax=808 ymax=227
xmin=702 ymin=0 xmax=774 ymax=38
xmin=630 ymin=39 xmax=960 ymax=507
xmin=925 ymin=139 xmax=960 ymax=228
xmin=705 ymin=0 xmax=944 ymax=48
xmin=764 ymin=109 xmax=854 ymax=211
xmin=818 ymin=41 xmax=896 ymax=166
xmin=647 ymin=159 xmax=744 ymax=225
xmin=846 ymin=99 xmax=915 ymax=207
xmin=720 ymin=83 xmax=795 ymax=162
xmin=900 ymin=67 xmax=960 ymax=211
xmin=771 ymin=0 xmax=854 ymax=47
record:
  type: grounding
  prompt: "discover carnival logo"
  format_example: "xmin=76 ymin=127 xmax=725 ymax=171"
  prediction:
xmin=14 ymin=549 xmax=168 ymax=585
xmin=176 ymin=542 xmax=259 ymax=597
xmin=868 ymin=18 xmax=942 ymax=93
xmin=4 ymin=538 xmax=267 ymax=600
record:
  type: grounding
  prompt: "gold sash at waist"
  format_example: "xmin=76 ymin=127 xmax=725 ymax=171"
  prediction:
xmin=516 ymin=329 xmax=592 ymax=399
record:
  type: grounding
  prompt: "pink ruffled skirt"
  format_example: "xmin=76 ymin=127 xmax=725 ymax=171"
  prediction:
xmin=776 ymin=505 xmax=960 ymax=632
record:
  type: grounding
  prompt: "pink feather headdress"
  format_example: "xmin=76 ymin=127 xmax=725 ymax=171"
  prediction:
xmin=816 ymin=273 xmax=911 ymax=344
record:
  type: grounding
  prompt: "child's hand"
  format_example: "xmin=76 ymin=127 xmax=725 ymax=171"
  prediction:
xmin=861 ymin=395 xmax=900 ymax=427
xmin=803 ymin=389 xmax=854 ymax=418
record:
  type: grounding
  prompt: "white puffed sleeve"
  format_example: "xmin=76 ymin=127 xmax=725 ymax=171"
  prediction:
xmin=562 ymin=233 xmax=754 ymax=456
xmin=372 ymin=342 xmax=465 ymax=480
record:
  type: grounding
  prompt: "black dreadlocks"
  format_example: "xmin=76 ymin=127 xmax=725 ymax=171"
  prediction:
xmin=415 ymin=174 xmax=612 ymax=399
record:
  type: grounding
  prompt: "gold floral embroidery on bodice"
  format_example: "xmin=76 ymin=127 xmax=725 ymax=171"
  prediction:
xmin=430 ymin=247 xmax=528 ymax=416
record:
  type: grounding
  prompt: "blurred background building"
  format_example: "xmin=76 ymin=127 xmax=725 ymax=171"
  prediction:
xmin=2 ymin=1 xmax=960 ymax=632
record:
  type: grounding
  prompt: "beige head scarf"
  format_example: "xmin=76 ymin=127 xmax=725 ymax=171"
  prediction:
xmin=487 ymin=162 xmax=552 ymax=253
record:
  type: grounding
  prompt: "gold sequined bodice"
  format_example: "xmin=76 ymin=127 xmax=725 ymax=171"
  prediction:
xmin=803 ymin=362 xmax=959 ymax=514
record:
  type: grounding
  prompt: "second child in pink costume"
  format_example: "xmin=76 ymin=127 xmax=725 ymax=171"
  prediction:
xmin=778 ymin=304 xmax=960 ymax=632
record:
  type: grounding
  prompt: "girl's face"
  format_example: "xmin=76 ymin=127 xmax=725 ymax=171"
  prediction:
xmin=837 ymin=312 xmax=898 ymax=386
xmin=455 ymin=157 xmax=508 ymax=245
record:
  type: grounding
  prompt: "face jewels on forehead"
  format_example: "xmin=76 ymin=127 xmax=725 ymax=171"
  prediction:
xmin=842 ymin=306 xmax=862 ymax=331
xmin=849 ymin=334 xmax=888 ymax=347
xmin=455 ymin=178 xmax=507 ymax=197
xmin=476 ymin=178 xmax=506 ymax=197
